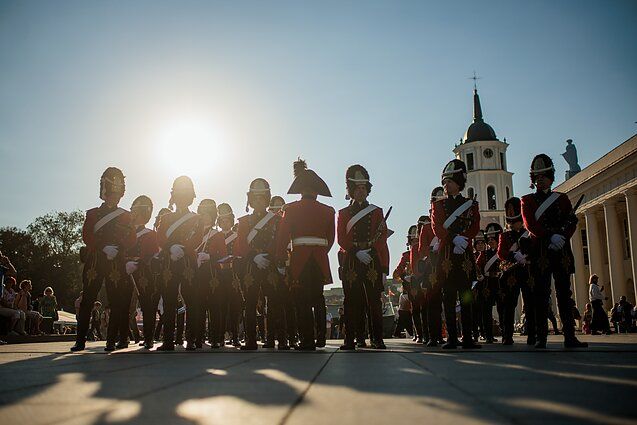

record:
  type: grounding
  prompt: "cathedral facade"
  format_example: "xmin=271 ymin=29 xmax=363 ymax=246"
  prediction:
xmin=453 ymin=88 xmax=514 ymax=229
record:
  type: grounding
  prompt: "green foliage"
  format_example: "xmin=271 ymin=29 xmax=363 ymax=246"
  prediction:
xmin=0 ymin=210 xmax=84 ymax=311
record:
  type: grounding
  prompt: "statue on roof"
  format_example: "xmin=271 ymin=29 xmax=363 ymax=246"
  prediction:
xmin=562 ymin=139 xmax=581 ymax=180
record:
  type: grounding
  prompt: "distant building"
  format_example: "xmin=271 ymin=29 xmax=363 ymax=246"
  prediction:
xmin=453 ymin=88 xmax=514 ymax=228
xmin=555 ymin=133 xmax=637 ymax=308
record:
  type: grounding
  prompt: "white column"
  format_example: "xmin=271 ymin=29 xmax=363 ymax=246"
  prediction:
xmin=585 ymin=208 xmax=606 ymax=306
xmin=603 ymin=199 xmax=623 ymax=305
xmin=624 ymin=189 xmax=637 ymax=304
xmin=570 ymin=218 xmax=588 ymax=311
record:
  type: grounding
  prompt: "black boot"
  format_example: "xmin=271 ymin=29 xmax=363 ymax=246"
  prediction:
xmin=241 ymin=340 xmax=258 ymax=350
xmin=564 ymin=337 xmax=588 ymax=348
xmin=156 ymin=343 xmax=175 ymax=351
xmin=442 ymin=339 xmax=458 ymax=349
xmin=70 ymin=341 xmax=85 ymax=352
xmin=340 ymin=341 xmax=356 ymax=350
xmin=462 ymin=339 xmax=482 ymax=349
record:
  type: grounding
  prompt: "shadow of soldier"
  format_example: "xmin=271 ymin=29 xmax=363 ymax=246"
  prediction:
xmin=0 ymin=340 xmax=636 ymax=425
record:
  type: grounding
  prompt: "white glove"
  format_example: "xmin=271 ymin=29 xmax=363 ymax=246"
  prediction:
xmin=356 ymin=249 xmax=372 ymax=265
xmin=432 ymin=240 xmax=440 ymax=252
xmin=452 ymin=235 xmax=469 ymax=250
xmin=102 ymin=245 xmax=119 ymax=260
xmin=125 ymin=261 xmax=138 ymax=275
xmin=550 ymin=234 xmax=566 ymax=250
xmin=197 ymin=252 xmax=210 ymax=267
xmin=170 ymin=244 xmax=185 ymax=261
xmin=513 ymin=251 xmax=527 ymax=265
xmin=253 ymin=253 xmax=270 ymax=270
xmin=277 ymin=267 xmax=286 ymax=276
xmin=453 ymin=245 xmax=466 ymax=255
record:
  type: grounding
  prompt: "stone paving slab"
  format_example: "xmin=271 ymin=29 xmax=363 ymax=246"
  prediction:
xmin=1 ymin=335 xmax=636 ymax=425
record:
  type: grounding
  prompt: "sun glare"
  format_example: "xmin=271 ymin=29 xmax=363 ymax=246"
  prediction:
xmin=156 ymin=117 xmax=224 ymax=175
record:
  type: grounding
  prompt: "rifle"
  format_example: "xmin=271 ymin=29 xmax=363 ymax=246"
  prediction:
xmin=371 ymin=206 xmax=393 ymax=245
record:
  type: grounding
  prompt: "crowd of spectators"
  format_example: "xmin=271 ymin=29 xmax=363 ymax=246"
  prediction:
xmin=0 ymin=250 xmax=64 ymax=343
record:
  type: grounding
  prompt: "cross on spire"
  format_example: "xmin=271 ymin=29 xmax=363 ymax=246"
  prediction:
xmin=469 ymin=70 xmax=481 ymax=91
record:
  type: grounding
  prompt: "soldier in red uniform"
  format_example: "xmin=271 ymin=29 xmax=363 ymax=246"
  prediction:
xmin=195 ymin=199 xmax=227 ymax=348
xmin=71 ymin=167 xmax=136 ymax=352
xmin=393 ymin=225 xmax=425 ymax=343
xmin=216 ymin=203 xmax=242 ymax=347
xmin=521 ymin=154 xmax=587 ymax=349
xmin=276 ymin=159 xmax=335 ymax=350
xmin=420 ymin=187 xmax=445 ymax=346
xmin=235 ymin=178 xmax=287 ymax=350
xmin=498 ymin=197 xmax=535 ymax=346
xmin=471 ymin=230 xmax=486 ymax=342
xmin=476 ymin=223 xmax=502 ymax=343
xmin=124 ymin=196 xmax=160 ymax=349
xmin=337 ymin=164 xmax=389 ymax=350
xmin=156 ymin=176 xmax=204 ymax=351
xmin=262 ymin=195 xmax=292 ymax=349
xmin=431 ymin=159 xmax=481 ymax=349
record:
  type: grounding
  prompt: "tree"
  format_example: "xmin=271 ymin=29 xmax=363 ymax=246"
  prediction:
xmin=0 ymin=211 xmax=84 ymax=310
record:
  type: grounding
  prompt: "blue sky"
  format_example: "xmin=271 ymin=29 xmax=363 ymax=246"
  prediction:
xmin=1 ymin=1 xmax=636 ymax=286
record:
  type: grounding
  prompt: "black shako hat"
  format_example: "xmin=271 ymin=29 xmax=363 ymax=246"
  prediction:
xmin=530 ymin=154 xmax=555 ymax=183
xmin=485 ymin=222 xmax=503 ymax=239
xmin=287 ymin=158 xmax=332 ymax=197
xmin=505 ymin=197 xmax=522 ymax=224
xmin=441 ymin=159 xmax=467 ymax=190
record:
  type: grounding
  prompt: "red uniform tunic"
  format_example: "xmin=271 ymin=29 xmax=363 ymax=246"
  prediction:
xmin=82 ymin=205 xmax=136 ymax=256
xmin=234 ymin=212 xmax=280 ymax=261
xmin=416 ymin=223 xmax=435 ymax=264
xmin=392 ymin=250 xmax=411 ymax=281
xmin=198 ymin=227 xmax=228 ymax=264
xmin=521 ymin=191 xmax=577 ymax=241
xmin=276 ymin=198 xmax=335 ymax=284
xmin=336 ymin=203 xmax=389 ymax=274
xmin=129 ymin=227 xmax=159 ymax=265
xmin=430 ymin=197 xmax=480 ymax=251
xmin=156 ymin=210 xmax=204 ymax=260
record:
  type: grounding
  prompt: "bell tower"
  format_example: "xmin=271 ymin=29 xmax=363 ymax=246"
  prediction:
xmin=453 ymin=84 xmax=514 ymax=228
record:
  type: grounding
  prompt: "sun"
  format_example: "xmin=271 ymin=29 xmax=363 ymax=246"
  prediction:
xmin=156 ymin=117 xmax=224 ymax=176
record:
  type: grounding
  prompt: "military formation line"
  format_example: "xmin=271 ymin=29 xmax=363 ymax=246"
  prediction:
xmin=70 ymin=153 xmax=588 ymax=352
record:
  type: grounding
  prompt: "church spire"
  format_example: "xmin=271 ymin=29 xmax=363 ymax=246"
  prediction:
xmin=473 ymin=88 xmax=483 ymax=123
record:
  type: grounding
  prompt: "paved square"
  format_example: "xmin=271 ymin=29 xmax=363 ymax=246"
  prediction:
xmin=1 ymin=335 xmax=636 ymax=425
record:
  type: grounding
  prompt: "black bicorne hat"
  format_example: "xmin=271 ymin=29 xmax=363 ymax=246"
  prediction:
xmin=287 ymin=158 xmax=332 ymax=197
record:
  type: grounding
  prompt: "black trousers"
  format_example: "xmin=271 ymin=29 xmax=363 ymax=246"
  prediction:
xmin=479 ymin=277 xmax=498 ymax=340
xmin=313 ymin=291 xmax=327 ymax=343
xmin=342 ymin=257 xmax=384 ymax=345
xmin=440 ymin=254 xmax=474 ymax=343
xmin=243 ymin=265 xmax=287 ymax=346
xmin=394 ymin=310 xmax=413 ymax=336
xmin=499 ymin=266 xmax=535 ymax=341
xmin=160 ymin=256 xmax=196 ymax=345
xmin=424 ymin=288 xmax=443 ymax=341
xmin=408 ymin=288 xmax=426 ymax=340
xmin=532 ymin=250 xmax=577 ymax=342
xmin=138 ymin=287 xmax=160 ymax=344
xmin=293 ymin=259 xmax=325 ymax=347
xmin=76 ymin=254 xmax=129 ymax=345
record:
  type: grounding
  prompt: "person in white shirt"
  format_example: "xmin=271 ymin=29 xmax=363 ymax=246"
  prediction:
xmin=588 ymin=274 xmax=611 ymax=335
xmin=393 ymin=289 xmax=413 ymax=338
